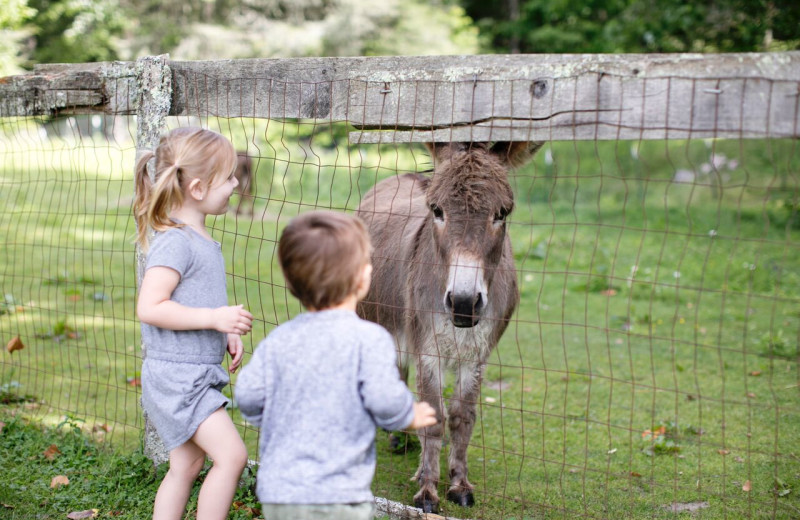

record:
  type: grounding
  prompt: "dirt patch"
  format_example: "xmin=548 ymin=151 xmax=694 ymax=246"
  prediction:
xmin=662 ymin=501 xmax=709 ymax=513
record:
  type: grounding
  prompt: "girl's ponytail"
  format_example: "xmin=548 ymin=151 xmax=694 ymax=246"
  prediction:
xmin=133 ymin=151 xmax=155 ymax=250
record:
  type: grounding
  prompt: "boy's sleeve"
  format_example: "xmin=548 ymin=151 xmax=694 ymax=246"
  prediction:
xmin=359 ymin=328 xmax=415 ymax=431
xmin=234 ymin=339 xmax=268 ymax=427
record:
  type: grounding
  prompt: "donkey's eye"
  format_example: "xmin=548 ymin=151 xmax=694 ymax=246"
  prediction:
xmin=430 ymin=204 xmax=444 ymax=220
xmin=494 ymin=207 xmax=509 ymax=222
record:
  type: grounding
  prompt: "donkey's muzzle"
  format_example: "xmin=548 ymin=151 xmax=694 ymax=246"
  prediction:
xmin=446 ymin=291 xmax=483 ymax=328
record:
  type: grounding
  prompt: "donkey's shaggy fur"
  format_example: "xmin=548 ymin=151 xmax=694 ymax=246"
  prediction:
xmin=357 ymin=141 xmax=541 ymax=513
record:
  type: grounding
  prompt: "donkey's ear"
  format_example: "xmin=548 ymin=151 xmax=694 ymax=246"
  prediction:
xmin=491 ymin=141 xmax=544 ymax=169
xmin=424 ymin=142 xmax=468 ymax=165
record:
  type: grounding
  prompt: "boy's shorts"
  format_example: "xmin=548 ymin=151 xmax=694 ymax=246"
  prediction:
xmin=261 ymin=502 xmax=377 ymax=520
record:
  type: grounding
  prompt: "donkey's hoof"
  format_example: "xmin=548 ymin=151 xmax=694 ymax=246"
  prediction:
xmin=414 ymin=496 xmax=440 ymax=514
xmin=446 ymin=488 xmax=475 ymax=507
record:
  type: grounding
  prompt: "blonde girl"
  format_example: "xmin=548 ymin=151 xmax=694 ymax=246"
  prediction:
xmin=134 ymin=127 xmax=253 ymax=520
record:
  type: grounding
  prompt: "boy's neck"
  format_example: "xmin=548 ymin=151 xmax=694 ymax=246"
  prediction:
xmin=312 ymin=294 xmax=358 ymax=312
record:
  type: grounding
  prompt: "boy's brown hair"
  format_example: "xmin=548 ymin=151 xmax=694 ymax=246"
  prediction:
xmin=278 ymin=211 xmax=372 ymax=310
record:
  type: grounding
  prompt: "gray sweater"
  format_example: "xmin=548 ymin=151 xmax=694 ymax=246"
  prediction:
xmin=234 ymin=309 xmax=415 ymax=505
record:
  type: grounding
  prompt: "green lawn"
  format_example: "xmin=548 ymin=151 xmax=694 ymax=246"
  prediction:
xmin=1 ymin=118 xmax=798 ymax=519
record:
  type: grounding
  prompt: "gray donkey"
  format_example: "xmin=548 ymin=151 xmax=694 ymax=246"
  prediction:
xmin=357 ymin=141 xmax=542 ymax=513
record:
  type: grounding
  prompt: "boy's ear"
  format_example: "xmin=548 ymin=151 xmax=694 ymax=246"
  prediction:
xmin=356 ymin=263 xmax=373 ymax=295
xmin=187 ymin=178 xmax=207 ymax=201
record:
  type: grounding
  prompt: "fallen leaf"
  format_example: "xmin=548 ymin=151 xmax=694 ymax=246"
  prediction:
xmin=601 ymin=289 xmax=617 ymax=296
xmin=746 ymin=392 xmax=756 ymax=398
xmin=232 ymin=502 xmax=261 ymax=517
xmin=126 ymin=377 xmax=140 ymax=387
xmin=50 ymin=475 xmax=69 ymax=488
xmin=484 ymin=397 xmax=496 ymax=403
xmin=92 ymin=423 xmax=110 ymax=433
xmin=6 ymin=336 xmax=24 ymax=354
xmin=631 ymin=471 xmax=642 ymax=478
xmin=42 ymin=444 xmax=61 ymax=460
xmin=607 ymin=448 xmax=617 ymax=455
xmin=743 ymin=480 xmax=751 ymax=492
xmin=718 ymin=449 xmax=730 ymax=456
xmin=67 ymin=510 xmax=98 ymax=519
xmin=641 ymin=426 xmax=666 ymax=439
xmin=2 ymin=503 xmax=13 ymax=509
xmin=68 ymin=294 xmax=81 ymax=302
xmin=749 ymin=370 xmax=761 ymax=377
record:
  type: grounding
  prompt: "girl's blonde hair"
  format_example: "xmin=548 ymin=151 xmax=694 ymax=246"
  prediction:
xmin=133 ymin=127 xmax=237 ymax=251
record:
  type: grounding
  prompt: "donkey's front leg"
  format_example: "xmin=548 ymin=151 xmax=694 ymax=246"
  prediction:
xmin=446 ymin=362 xmax=482 ymax=507
xmin=413 ymin=358 xmax=445 ymax=514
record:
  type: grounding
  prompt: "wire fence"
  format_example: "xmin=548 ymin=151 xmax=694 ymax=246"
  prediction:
xmin=1 ymin=54 xmax=799 ymax=519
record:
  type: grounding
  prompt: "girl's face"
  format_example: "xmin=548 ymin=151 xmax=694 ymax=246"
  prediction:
xmin=201 ymin=169 xmax=239 ymax=215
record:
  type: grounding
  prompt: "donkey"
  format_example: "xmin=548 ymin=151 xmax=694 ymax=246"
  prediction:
xmin=232 ymin=152 xmax=254 ymax=215
xmin=357 ymin=141 xmax=542 ymax=513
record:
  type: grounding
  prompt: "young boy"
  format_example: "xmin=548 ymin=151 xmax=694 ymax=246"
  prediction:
xmin=235 ymin=210 xmax=437 ymax=520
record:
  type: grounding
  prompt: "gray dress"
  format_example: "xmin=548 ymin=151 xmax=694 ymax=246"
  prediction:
xmin=140 ymin=226 xmax=231 ymax=451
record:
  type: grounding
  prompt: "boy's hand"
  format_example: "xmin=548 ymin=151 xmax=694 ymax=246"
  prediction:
xmin=227 ymin=334 xmax=244 ymax=373
xmin=408 ymin=401 xmax=437 ymax=430
xmin=212 ymin=305 xmax=253 ymax=335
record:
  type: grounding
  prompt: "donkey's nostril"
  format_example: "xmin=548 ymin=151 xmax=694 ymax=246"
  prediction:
xmin=445 ymin=291 xmax=455 ymax=311
xmin=473 ymin=293 xmax=484 ymax=312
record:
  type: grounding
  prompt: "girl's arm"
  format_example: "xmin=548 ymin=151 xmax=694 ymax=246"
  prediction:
xmin=137 ymin=266 xmax=253 ymax=334
xmin=227 ymin=333 xmax=244 ymax=373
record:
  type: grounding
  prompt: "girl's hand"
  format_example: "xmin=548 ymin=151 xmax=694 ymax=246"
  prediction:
xmin=408 ymin=401 xmax=438 ymax=430
xmin=227 ymin=334 xmax=244 ymax=373
xmin=212 ymin=305 xmax=253 ymax=335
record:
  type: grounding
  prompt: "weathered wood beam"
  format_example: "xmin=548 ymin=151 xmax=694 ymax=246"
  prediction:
xmin=1 ymin=53 xmax=798 ymax=142
xmin=0 ymin=62 xmax=137 ymax=116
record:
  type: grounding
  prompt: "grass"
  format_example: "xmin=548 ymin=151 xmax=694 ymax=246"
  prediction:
xmin=1 ymin=117 xmax=799 ymax=518
xmin=0 ymin=412 xmax=261 ymax=519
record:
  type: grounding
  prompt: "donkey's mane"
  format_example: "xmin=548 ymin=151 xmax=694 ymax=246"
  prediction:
xmin=428 ymin=147 xmax=514 ymax=213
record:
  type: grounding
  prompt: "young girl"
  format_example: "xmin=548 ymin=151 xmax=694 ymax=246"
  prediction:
xmin=134 ymin=127 xmax=253 ymax=520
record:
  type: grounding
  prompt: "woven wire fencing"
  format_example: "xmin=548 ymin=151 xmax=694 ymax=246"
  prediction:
xmin=1 ymin=54 xmax=799 ymax=519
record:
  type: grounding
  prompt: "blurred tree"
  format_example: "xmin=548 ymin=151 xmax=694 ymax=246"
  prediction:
xmin=25 ymin=0 xmax=125 ymax=64
xmin=17 ymin=0 xmax=478 ymax=66
xmin=0 ymin=0 xmax=35 ymax=75
xmin=159 ymin=0 xmax=479 ymax=59
xmin=323 ymin=0 xmax=478 ymax=57
xmin=460 ymin=0 xmax=800 ymax=53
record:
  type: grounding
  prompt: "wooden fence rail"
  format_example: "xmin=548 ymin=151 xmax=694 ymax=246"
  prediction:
xmin=2 ymin=53 xmax=799 ymax=143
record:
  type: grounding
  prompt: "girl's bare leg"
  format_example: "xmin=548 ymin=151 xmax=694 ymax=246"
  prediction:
xmin=190 ymin=407 xmax=249 ymax=520
xmin=153 ymin=441 xmax=206 ymax=520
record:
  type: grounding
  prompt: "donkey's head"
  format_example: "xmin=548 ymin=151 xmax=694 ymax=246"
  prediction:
xmin=424 ymin=141 xmax=541 ymax=328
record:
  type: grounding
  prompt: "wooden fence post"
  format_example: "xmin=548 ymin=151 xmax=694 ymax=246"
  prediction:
xmin=134 ymin=54 xmax=172 ymax=465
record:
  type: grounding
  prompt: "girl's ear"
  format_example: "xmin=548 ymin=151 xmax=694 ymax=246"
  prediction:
xmin=187 ymin=178 xmax=207 ymax=201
